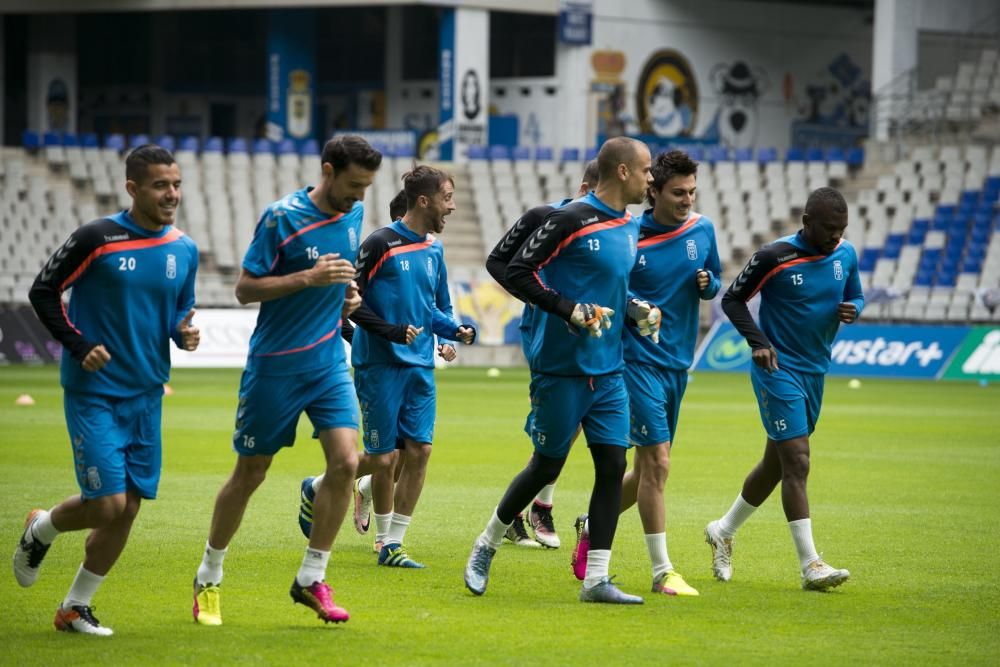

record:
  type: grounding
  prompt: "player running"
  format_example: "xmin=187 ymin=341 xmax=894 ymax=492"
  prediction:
xmin=299 ymin=166 xmax=475 ymax=568
xmin=571 ymin=149 xmax=721 ymax=597
xmin=484 ymin=159 xmax=599 ymax=548
xmin=464 ymin=137 xmax=653 ymax=604
xmin=704 ymin=186 xmax=863 ymax=591
xmin=191 ymin=135 xmax=380 ymax=626
xmin=15 ymin=144 xmax=199 ymax=636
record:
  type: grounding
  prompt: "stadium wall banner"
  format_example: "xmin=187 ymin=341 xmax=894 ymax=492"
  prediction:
xmin=438 ymin=7 xmax=489 ymax=162
xmin=266 ymin=9 xmax=316 ymax=142
xmin=169 ymin=308 xmax=259 ymax=369
xmin=941 ymin=327 xmax=1000 ymax=381
xmin=693 ymin=321 xmax=973 ymax=380
xmin=0 ymin=304 xmax=61 ymax=365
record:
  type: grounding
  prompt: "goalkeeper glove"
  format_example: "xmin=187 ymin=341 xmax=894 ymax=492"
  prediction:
xmin=570 ymin=303 xmax=615 ymax=338
xmin=627 ymin=298 xmax=661 ymax=344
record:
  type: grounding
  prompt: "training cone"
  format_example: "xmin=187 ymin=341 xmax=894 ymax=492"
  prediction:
xmin=15 ymin=394 xmax=36 ymax=406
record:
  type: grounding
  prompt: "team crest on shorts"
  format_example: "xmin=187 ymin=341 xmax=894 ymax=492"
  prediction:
xmin=686 ymin=239 xmax=698 ymax=260
xmin=833 ymin=260 xmax=843 ymax=281
xmin=349 ymin=227 xmax=358 ymax=251
xmin=166 ymin=254 xmax=177 ymax=279
xmin=86 ymin=466 xmax=102 ymax=491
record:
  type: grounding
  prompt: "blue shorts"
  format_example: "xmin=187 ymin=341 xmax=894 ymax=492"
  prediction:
xmin=625 ymin=364 xmax=688 ymax=447
xmin=232 ymin=368 xmax=358 ymax=456
xmin=64 ymin=388 xmax=164 ymax=500
xmin=524 ymin=372 xmax=630 ymax=458
xmin=750 ymin=365 xmax=825 ymax=441
xmin=355 ymin=365 xmax=435 ymax=455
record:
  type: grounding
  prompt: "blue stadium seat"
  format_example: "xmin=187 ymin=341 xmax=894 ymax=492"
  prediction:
xmin=560 ymin=147 xmax=580 ymax=162
xmin=534 ymin=146 xmax=554 ymax=161
xmin=395 ymin=143 xmax=415 ymax=159
xmin=489 ymin=145 xmax=510 ymax=161
xmin=105 ymin=134 xmax=126 ymax=151
xmin=757 ymin=147 xmax=778 ymax=163
xmin=825 ymin=147 xmax=846 ymax=162
xmin=911 ymin=218 xmax=930 ymax=232
xmin=299 ymin=139 xmax=319 ymax=156
xmin=686 ymin=147 xmax=704 ymax=162
xmin=43 ymin=132 xmax=62 ymax=147
xmin=253 ymin=138 xmax=273 ymax=154
xmin=882 ymin=235 xmax=905 ymax=259
xmin=584 ymin=147 xmax=599 ymax=161
xmin=179 ymin=136 xmax=199 ymax=153
xmin=129 ymin=134 xmax=151 ymax=149
xmin=962 ymin=258 xmax=983 ymax=273
xmin=785 ymin=147 xmax=805 ymax=162
xmin=936 ymin=270 xmax=957 ymax=287
xmin=960 ymin=190 xmax=980 ymax=206
xmin=512 ymin=146 xmax=531 ymax=161
xmin=914 ymin=271 xmax=934 ymax=287
xmin=22 ymin=130 xmax=40 ymax=149
xmin=62 ymin=134 xmax=78 ymax=147
xmin=154 ymin=135 xmax=175 ymax=152
xmin=935 ymin=204 xmax=957 ymax=218
xmin=907 ymin=226 xmax=928 ymax=245
xmin=227 ymin=138 xmax=249 ymax=154
xmin=860 ymin=247 xmax=880 ymax=271
xmin=80 ymin=133 xmax=99 ymax=148
xmin=277 ymin=139 xmax=296 ymax=155
xmin=708 ymin=146 xmax=729 ymax=163
xmin=734 ymin=147 xmax=754 ymax=162
xmin=967 ymin=242 xmax=987 ymax=260
xmin=806 ymin=147 xmax=825 ymax=162
xmin=203 ymin=136 xmax=224 ymax=153
xmin=467 ymin=145 xmax=488 ymax=160
xmin=846 ymin=147 xmax=865 ymax=167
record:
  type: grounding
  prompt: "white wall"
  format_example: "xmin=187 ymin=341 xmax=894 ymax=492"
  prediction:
xmin=873 ymin=0 xmax=1000 ymax=94
xmin=588 ymin=0 xmax=873 ymax=150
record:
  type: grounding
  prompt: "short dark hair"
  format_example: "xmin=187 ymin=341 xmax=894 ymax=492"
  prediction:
xmin=389 ymin=189 xmax=407 ymax=220
xmin=596 ymin=137 xmax=643 ymax=182
xmin=582 ymin=159 xmax=600 ymax=190
xmin=647 ymin=149 xmax=698 ymax=205
xmin=125 ymin=144 xmax=176 ymax=183
xmin=402 ymin=165 xmax=453 ymax=209
xmin=321 ymin=135 xmax=382 ymax=174
xmin=805 ymin=187 xmax=847 ymax=217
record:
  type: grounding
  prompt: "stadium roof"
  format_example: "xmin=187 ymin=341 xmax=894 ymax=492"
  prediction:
xmin=0 ymin=0 xmax=559 ymax=15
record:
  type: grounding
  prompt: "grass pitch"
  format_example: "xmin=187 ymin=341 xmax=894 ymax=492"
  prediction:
xmin=1 ymin=366 xmax=998 ymax=665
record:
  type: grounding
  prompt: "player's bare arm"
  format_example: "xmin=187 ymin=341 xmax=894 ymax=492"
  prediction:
xmin=235 ymin=253 xmax=355 ymax=304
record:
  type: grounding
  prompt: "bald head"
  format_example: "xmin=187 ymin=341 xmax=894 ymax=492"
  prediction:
xmin=597 ymin=137 xmax=645 ymax=182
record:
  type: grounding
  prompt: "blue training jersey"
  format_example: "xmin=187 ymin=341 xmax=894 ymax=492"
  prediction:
xmin=722 ymin=231 xmax=865 ymax=374
xmin=243 ymin=188 xmax=362 ymax=376
xmin=351 ymin=219 xmax=463 ymax=368
xmin=506 ymin=191 xmax=639 ymax=377
xmin=625 ymin=209 xmax=722 ymax=370
xmin=28 ymin=211 xmax=198 ymax=397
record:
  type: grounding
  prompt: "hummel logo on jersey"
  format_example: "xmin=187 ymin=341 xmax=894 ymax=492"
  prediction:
xmin=349 ymin=228 xmax=358 ymax=251
xmin=777 ymin=253 xmax=797 ymax=263
xmin=166 ymin=254 xmax=177 ymax=279
xmin=358 ymin=247 xmax=370 ymax=260
xmin=833 ymin=260 xmax=843 ymax=280
xmin=387 ymin=239 xmax=403 ymax=247
xmin=686 ymin=239 xmax=698 ymax=260
xmin=104 ymin=234 xmax=129 ymax=242
xmin=583 ymin=216 xmax=599 ymax=224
